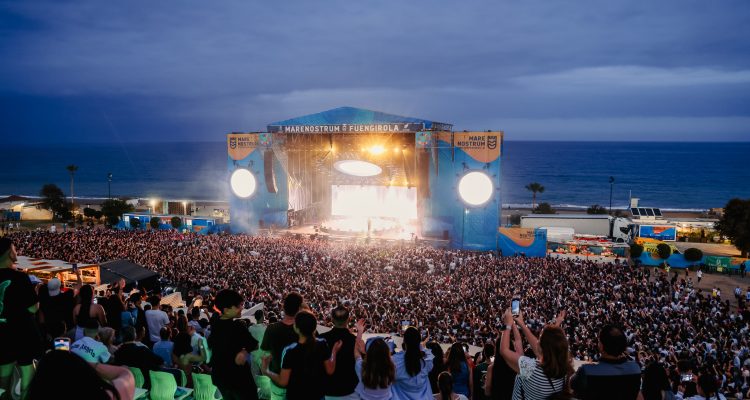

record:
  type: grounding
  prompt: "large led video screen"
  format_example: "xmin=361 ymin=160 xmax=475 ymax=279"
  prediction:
xmin=332 ymin=185 xmax=417 ymax=219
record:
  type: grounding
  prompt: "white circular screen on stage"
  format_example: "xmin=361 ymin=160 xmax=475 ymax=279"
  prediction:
xmin=230 ymin=168 xmax=257 ymax=198
xmin=458 ymin=171 xmax=494 ymax=206
xmin=334 ymin=160 xmax=382 ymax=177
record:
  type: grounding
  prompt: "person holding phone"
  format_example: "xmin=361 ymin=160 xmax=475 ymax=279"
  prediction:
xmin=498 ymin=307 xmax=571 ymax=400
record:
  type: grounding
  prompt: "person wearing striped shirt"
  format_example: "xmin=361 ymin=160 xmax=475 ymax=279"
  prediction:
xmin=498 ymin=308 xmax=571 ymax=400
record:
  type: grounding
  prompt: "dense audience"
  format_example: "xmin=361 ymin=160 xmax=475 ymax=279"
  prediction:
xmin=2 ymin=229 xmax=750 ymax=399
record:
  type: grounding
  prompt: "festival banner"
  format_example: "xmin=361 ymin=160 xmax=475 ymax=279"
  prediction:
xmin=638 ymin=225 xmax=677 ymax=241
xmin=453 ymin=132 xmax=503 ymax=163
xmin=498 ymin=228 xmax=537 ymax=247
xmin=227 ymin=133 xmax=261 ymax=161
xmin=497 ymin=227 xmax=547 ymax=257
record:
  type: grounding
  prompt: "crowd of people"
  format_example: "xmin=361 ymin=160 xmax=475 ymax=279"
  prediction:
xmin=2 ymin=228 xmax=750 ymax=399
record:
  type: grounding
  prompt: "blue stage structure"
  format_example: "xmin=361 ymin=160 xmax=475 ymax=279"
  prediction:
xmin=228 ymin=107 xmax=504 ymax=251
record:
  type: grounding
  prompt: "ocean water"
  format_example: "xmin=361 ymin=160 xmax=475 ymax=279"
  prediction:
xmin=2 ymin=141 xmax=748 ymax=210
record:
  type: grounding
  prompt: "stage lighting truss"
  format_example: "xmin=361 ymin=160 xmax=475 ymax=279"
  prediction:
xmin=458 ymin=171 xmax=494 ymax=206
xmin=230 ymin=168 xmax=257 ymax=198
xmin=334 ymin=160 xmax=382 ymax=177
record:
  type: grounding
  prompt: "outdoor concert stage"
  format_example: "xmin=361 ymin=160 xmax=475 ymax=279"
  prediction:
xmin=227 ymin=107 xmax=503 ymax=250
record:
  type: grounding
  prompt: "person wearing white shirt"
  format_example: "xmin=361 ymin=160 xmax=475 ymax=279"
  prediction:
xmin=71 ymin=322 xmax=111 ymax=364
xmin=145 ymin=304 xmax=170 ymax=343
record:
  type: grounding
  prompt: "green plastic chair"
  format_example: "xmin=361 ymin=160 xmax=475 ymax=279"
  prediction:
xmin=192 ymin=373 xmax=222 ymax=400
xmin=128 ymin=367 xmax=145 ymax=389
xmin=149 ymin=370 xmax=193 ymax=400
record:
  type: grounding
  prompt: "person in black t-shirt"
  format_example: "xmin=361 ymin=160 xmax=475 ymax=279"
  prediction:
xmin=472 ymin=342 xmax=494 ymax=400
xmin=208 ymin=289 xmax=259 ymax=400
xmin=261 ymin=292 xmax=304 ymax=400
xmin=320 ymin=305 xmax=359 ymax=399
xmin=262 ymin=310 xmax=341 ymax=400
xmin=0 ymin=237 xmax=42 ymax=399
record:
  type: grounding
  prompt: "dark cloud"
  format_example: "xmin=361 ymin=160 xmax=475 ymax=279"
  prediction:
xmin=1 ymin=0 xmax=749 ymax=142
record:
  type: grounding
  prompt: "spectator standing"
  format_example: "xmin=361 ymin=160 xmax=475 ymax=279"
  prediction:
xmin=446 ymin=343 xmax=472 ymax=398
xmin=250 ymin=309 xmax=267 ymax=344
xmin=427 ymin=342 xmax=447 ymax=394
xmin=436 ymin=371 xmax=469 ymax=400
xmin=320 ymin=305 xmax=359 ymax=400
xmin=0 ymin=237 xmax=43 ymax=399
xmin=472 ymin=342 xmax=494 ymax=400
xmin=208 ymin=289 xmax=259 ymax=400
xmin=73 ymin=284 xmax=107 ymax=341
xmin=570 ymin=325 xmax=641 ymax=400
xmin=262 ymin=310 xmax=341 ymax=400
xmin=392 ymin=326 xmax=434 ymax=400
xmin=145 ymin=302 xmax=170 ymax=344
xmin=355 ymin=320 xmax=395 ymax=400
xmin=675 ymin=372 xmax=727 ymax=400
xmin=499 ymin=309 xmax=571 ymax=400
xmin=485 ymin=334 xmax=517 ymax=400
xmin=39 ymin=274 xmax=78 ymax=336
xmin=261 ymin=292 xmax=304 ymax=400
xmin=641 ymin=362 xmax=673 ymax=400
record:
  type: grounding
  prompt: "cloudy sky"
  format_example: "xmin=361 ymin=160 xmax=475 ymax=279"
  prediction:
xmin=1 ymin=1 xmax=749 ymax=143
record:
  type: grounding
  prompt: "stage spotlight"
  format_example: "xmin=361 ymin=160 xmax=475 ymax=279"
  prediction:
xmin=458 ymin=171 xmax=493 ymax=206
xmin=334 ymin=160 xmax=382 ymax=177
xmin=230 ymin=168 xmax=257 ymax=198
xmin=369 ymin=145 xmax=385 ymax=155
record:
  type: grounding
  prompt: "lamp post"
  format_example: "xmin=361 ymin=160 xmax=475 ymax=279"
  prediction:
xmin=609 ymin=176 xmax=615 ymax=215
xmin=107 ymin=173 xmax=113 ymax=199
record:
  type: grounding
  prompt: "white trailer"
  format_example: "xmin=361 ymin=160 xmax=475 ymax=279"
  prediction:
xmin=521 ymin=214 xmax=631 ymax=241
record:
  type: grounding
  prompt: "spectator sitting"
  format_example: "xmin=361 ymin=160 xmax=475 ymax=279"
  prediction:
xmin=153 ymin=327 xmax=175 ymax=367
xmin=392 ymin=326 xmax=434 ymax=400
xmin=571 ymin=325 xmax=642 ymax=400
xmin=435 ymin=371 xmax=469 ymax=400
xmin=70 ymin=320 xmax=111 ymax=364
xmin=27 ymin=350 xmax=135 ymax=400
xmin=113 ymin=325 xmax=164 ymax=389
xmin=99 ymin=326 xmax=119 ymax=357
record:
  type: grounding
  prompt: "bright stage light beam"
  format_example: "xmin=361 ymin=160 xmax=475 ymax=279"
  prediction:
xmin=458 ymin=171 xmax=493 ymax=206
xmin=230 ymin=168 xmax=257 ymax=198
xmin=368 ymin=145 xmax=386 ymax=155
xmin=334 ymin=160 xmax=382 ymax=177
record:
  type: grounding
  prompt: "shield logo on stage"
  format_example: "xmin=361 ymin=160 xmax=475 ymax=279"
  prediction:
xmin=229 ymin=137 xmax=237 ymax=149
xmin=259 ymin=133 xmax=271 ymax=146
xmin=487 ymin=136 xmax=498 ymax=150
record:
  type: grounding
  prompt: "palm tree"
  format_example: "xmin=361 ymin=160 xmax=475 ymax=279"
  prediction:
xmin=67 ymin=164 xmax=78 ymax=210
xmin=525 ymin=182 xmax=545 ymax=209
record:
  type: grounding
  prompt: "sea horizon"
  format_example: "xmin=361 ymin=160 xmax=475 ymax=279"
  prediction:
xmin=3 ymin=140 xmax=749 ymax=211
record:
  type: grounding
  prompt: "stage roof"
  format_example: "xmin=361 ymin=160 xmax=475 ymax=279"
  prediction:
xmin=267 ymin=106 xmax=452 ymax=133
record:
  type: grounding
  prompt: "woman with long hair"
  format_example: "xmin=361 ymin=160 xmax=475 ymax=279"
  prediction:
xmin=392 ymin=326 xmax=434 ymax=400
xmin=73 ymin=284 xmax=107 ymax=341
xmin=484 ymin=335 xmax=517 ymax=400
xmin=446 ymin=343 xmax=472 ymax=398
xmin=499 ymin=309 xmax=572 ymax=400
xmin=354 ymin=319 xmax=395 ymax=400
xmin=27 ymin=350 xmax=134 ymax=400
xmin=262 ymin=310 xmax=341 ymax=400
xmin=641 ymin=362 xmax=673 ymax=400
xmin=427 ymin=342 xmax=447 ymax=394
xmin=435 ymin=371 xmax=469 ymax=400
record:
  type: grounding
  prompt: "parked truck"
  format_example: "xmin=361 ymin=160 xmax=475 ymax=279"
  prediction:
xmin=520 ymin=214 xmax=631 ymax=242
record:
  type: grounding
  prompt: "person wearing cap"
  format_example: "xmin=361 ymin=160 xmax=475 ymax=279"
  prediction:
xmin=0 ymin=237 xmax=43 ymax=399
xmin=40 ymin=269 xmax=82 ymax=339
